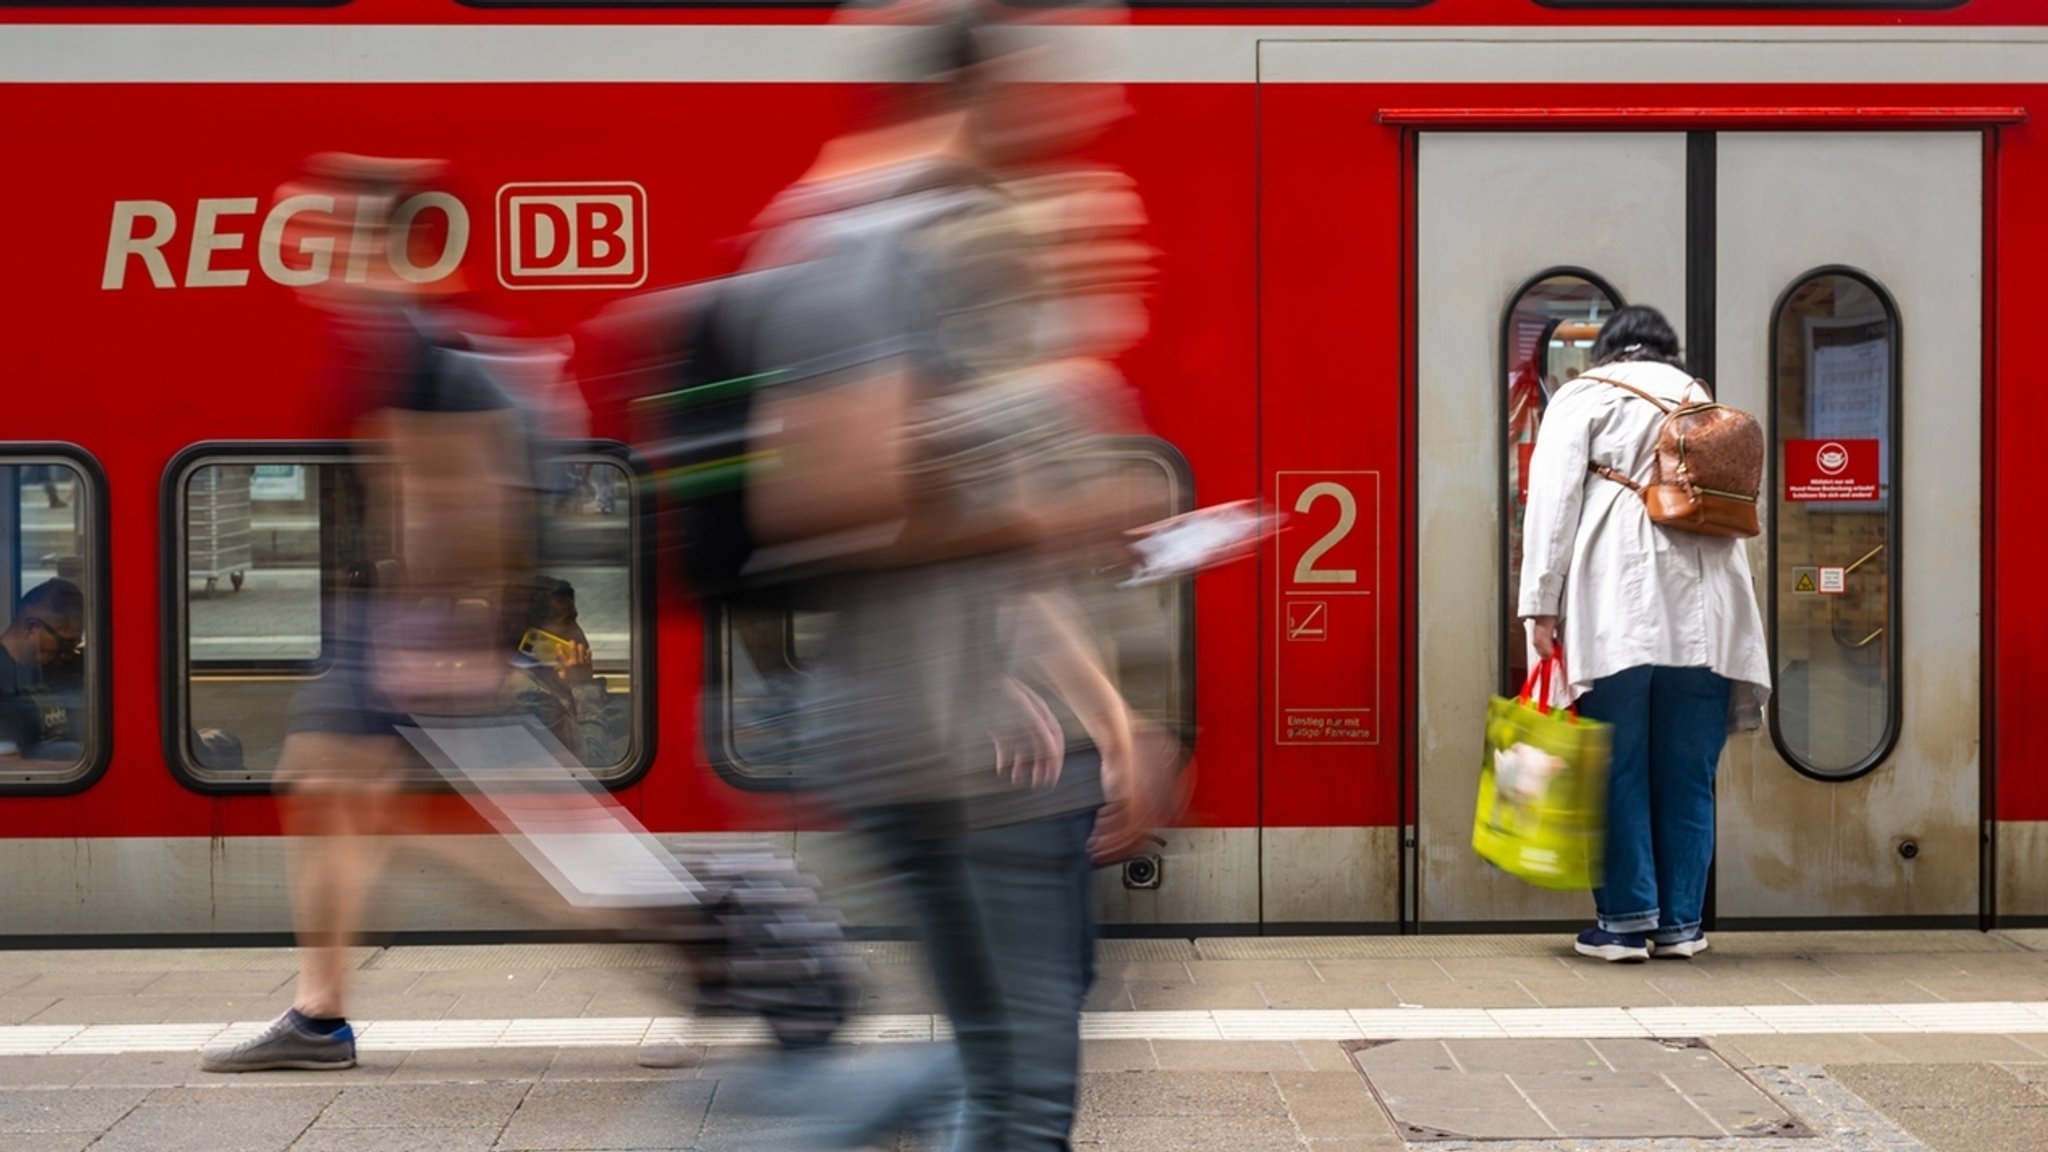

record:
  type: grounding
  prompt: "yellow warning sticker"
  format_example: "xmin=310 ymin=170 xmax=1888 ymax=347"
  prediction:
xmin=1794 ymin=570 xmax=1817 ymax=594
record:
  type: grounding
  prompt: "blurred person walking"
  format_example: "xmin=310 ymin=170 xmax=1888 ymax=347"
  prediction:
xmin=202 ymin=154 xmax=537 ymax=1073
xmin=1517 ymin=305 xmax=1770 ymax=965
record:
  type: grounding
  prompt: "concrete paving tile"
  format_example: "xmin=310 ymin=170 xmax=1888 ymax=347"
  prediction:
xmin=0 ymin=1000 xmax=58 ymax=1027
xmin=2009 ymin=1033 xmax=2048 ymax=1060
xmin=386 ymin=1048 xmax=560 ymax=1083
xmin=1125 ymin=981 xmax=1267 ymax=1010
xmin=1686 ymin=956 xmax=1837 ymax=979
xmin=343 ymin=992 xmax=460 ymax=1021
xmin=1518 ymin=977 xmax=1675 ymax=1008
xmin=1183 ymin=960 xmax=1320 ymax=985
xmin=0 ymin=1058 xmax=101 ymax=1090
xmin=1310 ymin=960 xmax=1454 ymax=984
xmin=88 ymin=1085 xmax=336 ymax=1152
xmin=1149 ymin=1040 xmax=1309 ymax=1071
xmin=7 ymin=974 xmax=163 ymax=998
xmin=1659 ymin=1068 xmax=1796 ymax=1134
xmin=1828 ymin=1062 xmax=2048 ymax=1110
xmin=1361 ymin=1068 xmax=1527 ymax=1116
xmin=331 ymin=970 xmax=426 ymax=998
xmin=1385 ymin=980 xmax=1540 ymax=1009
xmin=1273 ymin=1069 xmax=1393 ymax=1140
xmin=1071 ymin=1111 xmax=1307 ymax=1150
xmin=1296 ymin=1041 xmax=1365 ymax=1072
xmin=1865 ymin=1034 xmax=2048 ymax=1064
xmin=1644 ymin=976 xmax=1811 ymax=1005
xmin=1080 ymin=1039 xmax=1157 ymax=1072
xmin=73 ymin=1053 xmax=217 ymax=1088
xmin=0 ymin=1135 xmax=94 ymax=1152
xmin=1083 ymin=982 xmax=1135 ymax=1012
xmin=0 ymin=1088 xmax=144 ymax=1133
xmin=312 ymin=1082 xmax=530 ymax=1128
xmin=1372 ymin=1103 xmax=1555 ymax=1140
xmin=1439 ymin=1038 xmax=1604 ymax=1073
xmin=137 ymin=971 xmax=296 ymax=998
xmin=1779 ymin=978 xmax=1946 ymax=1005
xmin=1814 ymin=953 xmax=1974 ymax=978
xmin=291 ymin=1128 xmax=502 ymax=1152
xmin=22 ymin=996 xmax=220 ymax=1026
xmin=1076 ymin=1070 xmax=1288 ymax=1117
xmin=543 ymin=1048 xmax=693 ymax=1082
xmin=406 ymin=971 xmax=557 ymax=996
xmin=1878 ymin=1106 xmax=2048 ymax=1152
xmin=1516 ymin=1077 xmax=1722 ymax=1139
xmin=577 ymin=988 xmax=685 ymax=1017
xmin=1433 ymin=956 xmax=1578 ymax=980
xmin=1095 ymin=961 xmax=1191 ymax=985
xmin=1256 ymin=982 xmax=1399 ymax=1010
xmin=1588 ymin=1038 xmax=1729 ymax=1074
xmin=1707 ymin=1033 xmax=1909 ymax=1067
xmin=199 ymin=1062 xmax=396 ymax=1089
xmin=443 ymin=992 xmax=598 ymax=1019
xmin=493 ymin=1079 xmax=715 ymax=1150
xmin=1349 ymin=1039 xmax=1456 ymax=1073
xmin=1903 ymin=975 xmax=2048 ymax=1002
xmin=1298 ymin=1140 xmax=1407 ymax=1152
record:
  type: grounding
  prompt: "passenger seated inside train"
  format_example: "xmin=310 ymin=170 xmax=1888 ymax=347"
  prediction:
xmin=0 ymin=578 xmax=85 ymax=763
xmin=504 ymin=577 xmax=626 ymax=768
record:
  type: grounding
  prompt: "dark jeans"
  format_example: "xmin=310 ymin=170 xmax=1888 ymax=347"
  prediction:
xmin=966 ymin=807 xmax=1099 ymax=1152
xmin=1576 ymin=665 xmax=1732 ymax=941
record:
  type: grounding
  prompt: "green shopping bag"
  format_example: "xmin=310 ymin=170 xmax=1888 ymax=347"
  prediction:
xmin=1471 ymin=649 xmax=1612 ymax=890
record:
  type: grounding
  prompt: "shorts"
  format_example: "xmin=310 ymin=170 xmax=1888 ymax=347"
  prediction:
xmin=287 ymin=659 xmax=409 ymax=740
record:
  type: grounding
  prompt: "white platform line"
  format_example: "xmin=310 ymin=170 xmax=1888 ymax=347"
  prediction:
xmin=4 ymin=1002 xmax=2047 ymax=1057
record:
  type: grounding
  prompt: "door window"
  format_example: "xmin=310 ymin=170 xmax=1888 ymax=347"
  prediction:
xmin=1500 ymin=270 xmax=1622 ymax=694
xmin=1768 ymin=267 xmax=1901 ymax=780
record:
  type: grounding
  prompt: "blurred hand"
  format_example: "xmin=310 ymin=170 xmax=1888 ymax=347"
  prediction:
xmin=1527 ymin=615 xmax=1558 ymax=660
xmin=993 ymin=679 xmax=1065 ymax=791
xmin=1090 ymin=719 xmax=1188 ymax=865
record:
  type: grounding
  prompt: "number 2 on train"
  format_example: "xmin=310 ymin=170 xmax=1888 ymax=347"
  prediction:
xmin=1293 ymin=481 xmax=1358 ymax=585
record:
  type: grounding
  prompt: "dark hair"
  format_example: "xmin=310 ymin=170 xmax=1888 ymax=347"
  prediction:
xmin=18 ymin=579 xmax=83 ymax=627
xmin=1591 ymin=305 xmax=1687 ymax=370
xmin=526 ymin=577 xmax=576 ymax=630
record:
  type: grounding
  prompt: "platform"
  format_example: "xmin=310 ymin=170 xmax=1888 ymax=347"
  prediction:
xmin=0 ymin=931 xmax=2044 ymax=1151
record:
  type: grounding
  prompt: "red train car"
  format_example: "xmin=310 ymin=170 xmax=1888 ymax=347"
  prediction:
xmin=1 ymin=0 xmax=2041 ymax=937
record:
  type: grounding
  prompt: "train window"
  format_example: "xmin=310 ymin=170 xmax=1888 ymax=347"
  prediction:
xmin=169 ymin=443 xmax=651 ymax=791
xmin=1767 ymin=268 xmax=1901 ymax=781
xmin=707 ymin=436 xmax=1195 ymax=787
xmin=1499 ymin=270 xmax=1621 ymax=695
xmin=0 ymin=450 xmax=108 ymax=793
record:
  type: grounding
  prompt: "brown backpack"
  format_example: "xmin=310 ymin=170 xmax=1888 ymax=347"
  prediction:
xmin=1581 ymin=374 xmax=1763 ymax=539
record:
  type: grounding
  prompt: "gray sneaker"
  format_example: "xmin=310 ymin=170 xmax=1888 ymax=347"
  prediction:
xmin=200 ymin=1012 xmax=356 ymax=1072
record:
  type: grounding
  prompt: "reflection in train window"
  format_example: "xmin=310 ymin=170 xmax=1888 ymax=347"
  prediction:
xmin=708 ymin=437 xmax=1195 ymax=786
xmin=1500 ymin=270 xmax=1622 ymax=694
xmin=171 ymin=445 xmax=648 ymax=789
xmin=0 ymin=452 xmax=106 ymax=791
xmin=1768 ymin=268 xmax=1901 ymax=781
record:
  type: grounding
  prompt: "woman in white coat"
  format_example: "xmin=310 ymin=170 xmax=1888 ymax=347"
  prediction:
xmin=1518 ymin=305 xmax=1771 ymax=963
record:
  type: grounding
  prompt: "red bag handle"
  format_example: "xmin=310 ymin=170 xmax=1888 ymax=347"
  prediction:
xmin=1518 ymin=644 xmax=1579 ymax=719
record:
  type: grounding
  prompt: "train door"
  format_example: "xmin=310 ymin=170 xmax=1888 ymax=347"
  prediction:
xmin=1413 ymin=131 xmax=1983 ymax=926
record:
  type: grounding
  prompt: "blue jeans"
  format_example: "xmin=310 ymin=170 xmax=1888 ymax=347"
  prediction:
xmin=1575 ymin=666 xmax=1731 ymax=941
xmin=966 ymin=807 xmax=1098 ymax=1152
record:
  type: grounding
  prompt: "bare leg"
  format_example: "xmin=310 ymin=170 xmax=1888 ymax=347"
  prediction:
xmin=277 ymin=731 xmax=406 ymax=1019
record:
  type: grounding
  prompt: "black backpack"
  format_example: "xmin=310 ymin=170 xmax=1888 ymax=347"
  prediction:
xmin=579 ymin=273 xmax=783 ymax=601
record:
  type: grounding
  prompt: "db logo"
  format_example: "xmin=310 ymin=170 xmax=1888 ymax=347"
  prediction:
xmin=1815 ymin=442 xmax=1850 ymax=476
xmin=496 ymin=182 xmax=647 ymax=290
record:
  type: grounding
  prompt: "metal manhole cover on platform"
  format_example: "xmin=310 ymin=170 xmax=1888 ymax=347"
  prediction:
xmin=1345 ymin=1037 xmax=1812 ymax=1143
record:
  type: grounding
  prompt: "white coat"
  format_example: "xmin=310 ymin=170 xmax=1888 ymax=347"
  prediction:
xmin=1516 ymin=359 xmax=1772 ymax=731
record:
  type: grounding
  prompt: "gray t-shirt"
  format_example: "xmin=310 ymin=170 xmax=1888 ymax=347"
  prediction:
xmin=746 ymin=164 xmax=1076 ymax=810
